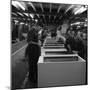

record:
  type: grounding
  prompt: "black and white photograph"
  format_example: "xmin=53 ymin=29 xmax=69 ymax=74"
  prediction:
xmin=11 ymin=0 xmax=88 ymax=89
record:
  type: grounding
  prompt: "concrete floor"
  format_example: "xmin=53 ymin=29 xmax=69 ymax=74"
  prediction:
xmin=11 ymin=44 xmax=38 ymax=89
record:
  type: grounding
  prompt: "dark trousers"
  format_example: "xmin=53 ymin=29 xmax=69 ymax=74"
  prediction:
xmin=28 ymin=59 xmax=38 ymax=83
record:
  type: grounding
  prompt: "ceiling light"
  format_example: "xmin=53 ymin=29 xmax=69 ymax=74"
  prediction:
xmin=77 ymin=26 xmax=80 ymax=28
xmin=15 ymin=20 xmax=18 ymax=22
xmin=12 ymin=1 xmax=25 ymax=10
xmin=24 ymin=13 xmax=28 ymax=16
xmin=35 ymin=19 xmax=38 ymax=22
xmin=18 ymin=12 xmax=23 ymax=16
xmin=25 ymin=23 xmax=28 ymax=26
xmin=74 ymin=6 xmax=87 ymax=15
xmin=12 ymin=13 xmax=17 ymax=16
xmin=73 ymin=5 xmax=81 ymax=11
xmin=14 ymin=20 xmax=19 ymax=24
xmin=20 ymin=22 xmax=24 ymax=25
xmin=30 ymin=14 xmax=34 ymax=18
xmin=65 ymin=5 xmax=75 ymax=13
xmin=85 ymin=18 xmax=87 ymax=21
xmin=85 ymin=5 xmax=88 ymax=8
xmin=84 ymin=24 xmax=87 ymax=27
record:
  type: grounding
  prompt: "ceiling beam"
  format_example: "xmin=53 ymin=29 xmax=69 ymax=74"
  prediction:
xmin=49 ymin=15 xmax=50 ymax=23
xmin=50 ymin=3 xmax=52 ymax=13
xmin=57 ymin=5 xmax=62 ymax=13
xmin=39 ymin=3 xmax=44 ymax=12
xmin=28 ymin=2 xmax=36 ymax=12
xmin=12 ymin=10 xmax=62 ymax=16
xmin=65 ymin=5 xmax=75 ymax=13
xmin=43 ymin=15 xmax=46 ymax=24
xmin=39 ymin=3 xmax=46 ymax=24
xmin=49 ymin=3 xmax=52 ymax=23
xmin=28 ymin=2 xmax=42 ymax=23
xmin=38 ymin=3 xmax=44 ymax=23
xmin=12 ymin=16 xmax=28 ymax=23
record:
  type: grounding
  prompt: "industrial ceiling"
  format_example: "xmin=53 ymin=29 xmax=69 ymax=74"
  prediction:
xmin=12 ymin=0 xmax=87 ymax=25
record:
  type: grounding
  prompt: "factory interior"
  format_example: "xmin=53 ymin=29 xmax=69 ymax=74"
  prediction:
xmin=11 ymin=0 xmax=88 ymax=89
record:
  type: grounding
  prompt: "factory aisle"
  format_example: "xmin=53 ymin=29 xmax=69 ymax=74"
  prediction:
xmin=11 ymin=44 xmax=28 ymax=89
xmin=11 ymin=43 xmax=44 ymax=89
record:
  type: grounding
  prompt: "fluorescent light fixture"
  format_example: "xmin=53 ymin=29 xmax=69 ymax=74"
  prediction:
xmin=81 ymin=22 xmax=84 ymax=24
xmin=85 ymin=5 xmax=88 ymax=8
xmin=12 ymin=13 xmax=17 ymax=16
xmin=72 ymin=5 xmax=82 ymax=14
xmin=85 ymin=18 xmax=87 ymax=21
xmin=35 ymin=19 xmax=38 ymax=22
xmin=71 ymin=24 xmax=73 ymax=26
xmin=14 ymin=20 xmax=18 ymax=22
xmin=75 ymin=22 xmax=80 ymax=25
xmin=84 ymin=24 xmax=87 ymax=27
xmin=74 ymin=6 xmax=87 ymax=15
xmin=12 ymin=1 xmax=25 ymax=10
xmin=30 ymin=14 xmax=34 ymax=18
xmin=20 ymin=22 xmax=24 ymax=25
xmin=38 ymin=30 xmax=42 ymax=34
xmin=24 ymin=13 xmax=28 ymax=16
xmin=18 ymin=12 xmax=23 ymax=16
xmin=77 ymin=26 xmax=80 ymax=28
xmin=12 ymin=1 xmax=18 ymax=7
xmin=14 ymin=20 xmax=19 ymax=24
xmin=25 ymin=23 xmax=28 ymax=26
xmin=71 ymin=22 xmax=80 ymax=25
xmin=65 ymin=5 xmax=75 ymax=13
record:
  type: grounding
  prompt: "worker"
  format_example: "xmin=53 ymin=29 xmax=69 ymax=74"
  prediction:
xmin=75 ymin=31 xmax=85 ymax=58
xmin=65 ymin=30 xmax=76 ymax=53
xmin=81 ymin=32 xmax=87 ymax=60
xmin=27 ymin=26 xmax=38 ymax=43
xmin=56 ymin=26 xmax=66 ymax=44
xmin=25 ymin=27 xmax=41 ymax=84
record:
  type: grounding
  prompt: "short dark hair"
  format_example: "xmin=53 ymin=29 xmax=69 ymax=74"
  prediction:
xmin=27 ymin=27 xmax=38 ymax=43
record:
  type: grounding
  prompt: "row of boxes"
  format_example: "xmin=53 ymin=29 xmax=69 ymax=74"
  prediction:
xmin=37 ymin=37 xmax=86 ymax=88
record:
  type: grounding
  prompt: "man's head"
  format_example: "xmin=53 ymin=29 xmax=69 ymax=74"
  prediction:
xmin=82 ymin=33 xmax=87 ymax=40
xmin=76 ymin=30 xmax=82 ymax=39
xmin=70 ymin=30 xmax=75 ymax=37
xmin=27 ymin=27 xmax=38 ymax=43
